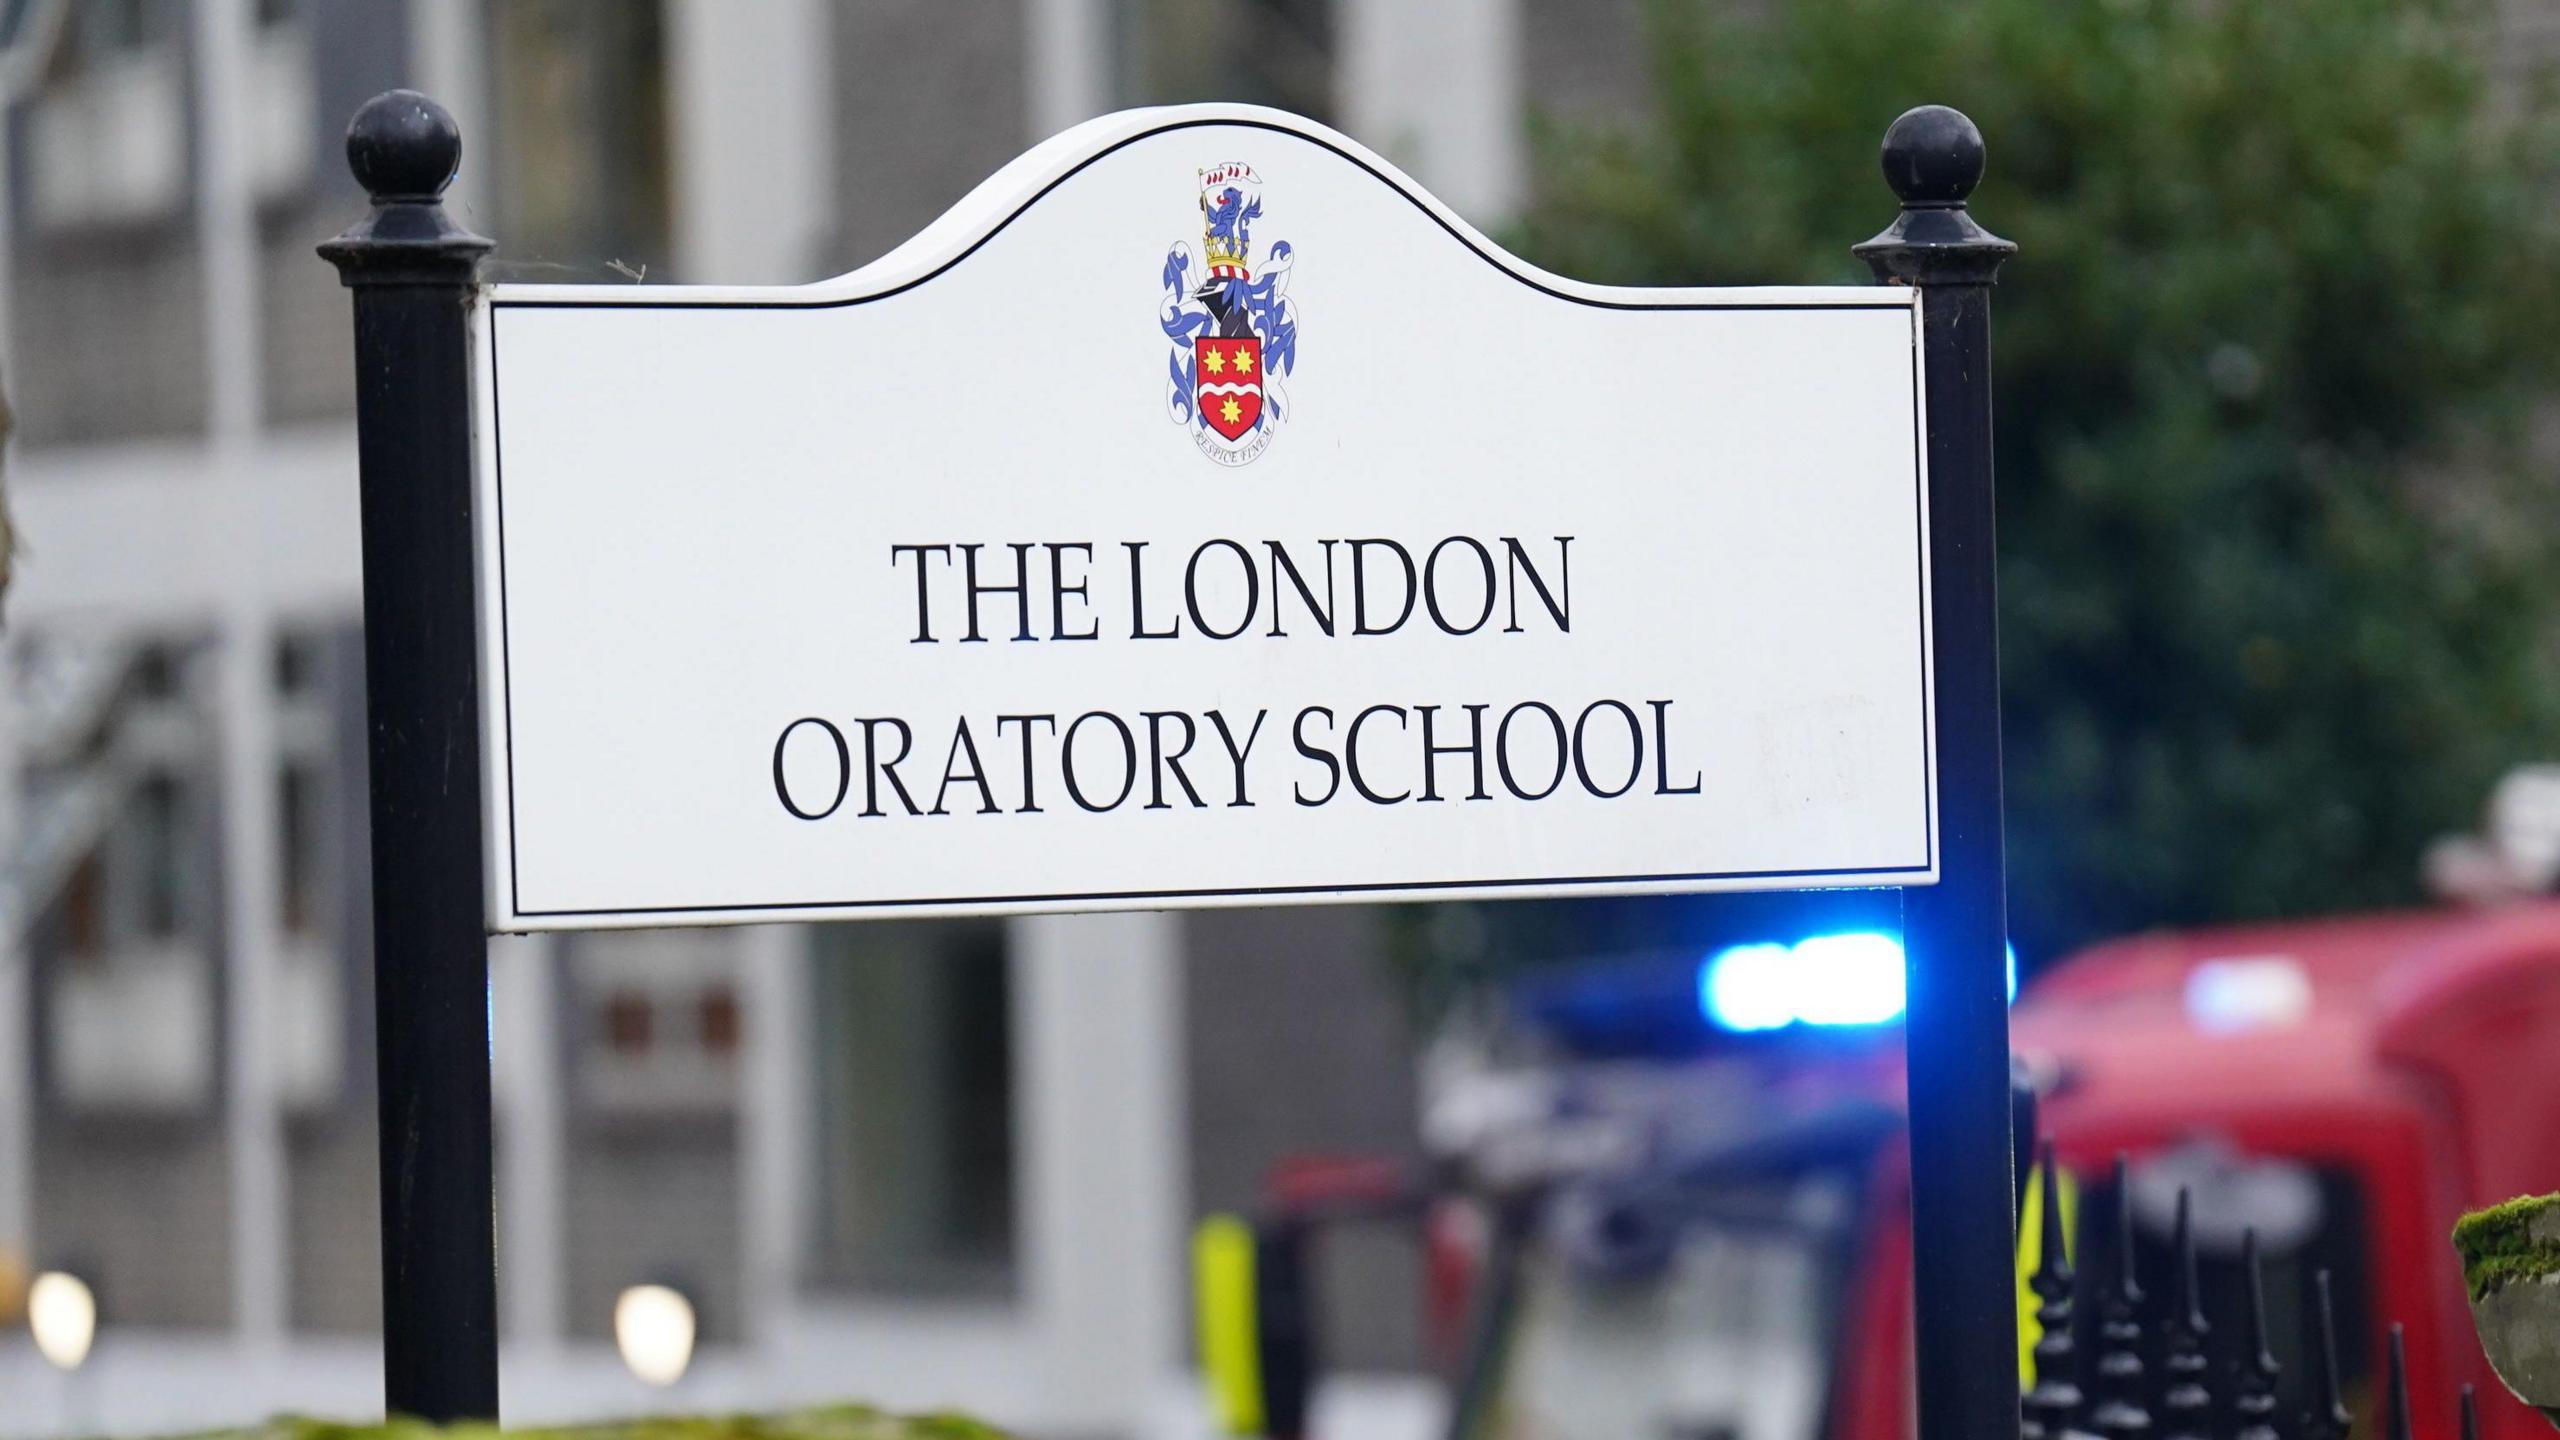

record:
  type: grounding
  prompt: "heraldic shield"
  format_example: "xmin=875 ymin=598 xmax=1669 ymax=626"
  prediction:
xmin=1194 ymin=336 xmax=1263 ymax=441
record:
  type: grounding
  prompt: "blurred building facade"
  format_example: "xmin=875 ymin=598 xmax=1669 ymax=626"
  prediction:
xmin=0 ymin=1 xmax=1643 ymax=1435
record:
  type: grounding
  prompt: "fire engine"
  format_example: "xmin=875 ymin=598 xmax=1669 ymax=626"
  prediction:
xmin=1198 ymin=898 xmax=2560 ymax=1440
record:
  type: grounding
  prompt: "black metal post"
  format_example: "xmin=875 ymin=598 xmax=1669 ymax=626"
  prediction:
xmin=318 ymin=90 xmax=499 ymax=1423
xmin=1857 ymin=104 xmax=2019 ymax=1440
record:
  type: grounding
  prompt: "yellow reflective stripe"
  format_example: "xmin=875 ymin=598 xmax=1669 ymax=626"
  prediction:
xmin=1196 ymin=1214 xmax=1266 ymax=1436
xmin=2016 ymin=1163 xmax=2079 ymax=1385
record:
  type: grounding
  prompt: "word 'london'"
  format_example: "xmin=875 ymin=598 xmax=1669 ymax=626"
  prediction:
xmin=772 ymin=533 xmax=1709 ymax=821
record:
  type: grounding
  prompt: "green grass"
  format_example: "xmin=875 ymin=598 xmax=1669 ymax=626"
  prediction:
xmin=2454 ymin=1193 xmax=2560 ymax=1301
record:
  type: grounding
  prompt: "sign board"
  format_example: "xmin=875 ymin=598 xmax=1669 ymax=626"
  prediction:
xmin=471 ymin=105 xmax=1935 ymax=930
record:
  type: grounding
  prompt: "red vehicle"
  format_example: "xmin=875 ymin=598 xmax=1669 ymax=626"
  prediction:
xmin=1215 ymin=902 xmax=2560 ymax=1440
xmin=1843 ymin=901 xmax=2560 ymax=1440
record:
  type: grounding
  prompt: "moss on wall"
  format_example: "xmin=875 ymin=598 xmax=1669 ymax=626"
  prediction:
xmin=2455 ymin=1194 xmax=2560 ymax=1300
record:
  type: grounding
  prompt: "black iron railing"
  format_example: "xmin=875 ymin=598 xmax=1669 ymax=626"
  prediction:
xmin=2020 ymin=1141 xmax=2475 ymax=1440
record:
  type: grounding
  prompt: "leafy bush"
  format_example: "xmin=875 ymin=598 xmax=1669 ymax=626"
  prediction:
xmin=1513 ymin=0 xmax=2560 ymax=958
xmin=175 ymin=1408 xmax=1005 ymax=1440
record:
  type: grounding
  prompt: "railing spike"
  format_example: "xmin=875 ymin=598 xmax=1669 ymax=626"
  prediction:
xmin=2384 ymin=1324 xmax=2413 ymax=1440
xmin=2303 ymin=1269 xmax=2354 ymax=1440
xmin=2232 ymin=1229 xmax=2283 ymax=1440
xmin=2159 ymin=1187 xmax=2213 ymax=1440
xmin=2022 ymin=1140 xmax=2088 ymax=1440
xmin=2462 ymin=1383 xmax=2480 ymax=1440
xmin=2091 ymin=1154 xmax=2153 ymax=1440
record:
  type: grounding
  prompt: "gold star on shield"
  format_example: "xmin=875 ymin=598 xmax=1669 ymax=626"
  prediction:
xmin=1220 ymin=397 xmax=1244 ymax=425
xmin=1233 ymin=348 xmax=1256 ymax=374
xmin=1201 ymin=347 xmax=1227 ymax=375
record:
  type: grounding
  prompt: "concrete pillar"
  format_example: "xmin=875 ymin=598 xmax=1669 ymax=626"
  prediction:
xmin=196 ymin=0 xmax=284 ymax=1341
xmin=216 ymin=601 xmax=285 ymax=1342
xmin=1027 ymin=0 xmax=1112 ymax=137
xmin=667 ymin=0 xmax=833 ymax=284
xmin=1339 ymin=0 xmax=1524 ymax=225
xmin=1016 ymin=910 xmax=1187 ymax=1432
xmin=492 ymin=932 xmax=564 ymax=1356
xmin=408 ymin=0 xmax=493 ymax=226
xmin=193 ymin=0 xmax=263 ymax=447
xmin=739 ymin=922 xmax=810 ymax=1344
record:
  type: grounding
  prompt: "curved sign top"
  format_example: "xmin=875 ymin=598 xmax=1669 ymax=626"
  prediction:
xmin=471 ymin=104 xmax=1935 ymax=930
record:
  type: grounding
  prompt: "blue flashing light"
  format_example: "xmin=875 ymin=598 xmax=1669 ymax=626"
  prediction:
xmin=1700 ymin=942 xmax=1795 ymax=1032
xmin=1789 ymin=932 xmax=1907 ymax=1025
xmin=1698 ymin=933 xmax=2023 ymax=1033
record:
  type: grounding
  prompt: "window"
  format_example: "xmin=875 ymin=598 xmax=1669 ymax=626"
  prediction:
xmin=565 ymin=928 xmax=745 ymax=1118
xmin=57 ymin=852 xmax=106 ymax=960
xmin=0 ymin=0 xmax=46 ymax=55
xmin=34 ymin=635 xmax=221 ymax=1114
xmin=122 ymin=769 xmax=186 ymax=940
xmin=1116 ymin=0 xmax=1335 ymax=120
xmin=272 ymin=630 xmax=336 ymax=944
xmin=24 ymin=0 xmax=185 ymax=229
xmin=272 ymin=627 xmax=354 ymax=1111
xmin=73 ymin=0 xmax=159 ymax=51
xmin=276 ymin=763 xmax=321 ymax=936
xmin=245 ymin=0 xmax=314 ymax=203
xmin=806 ymin=920 xmax=1017 ymax=1298
xmin=485 ymin=0 xmax=672 ymax=277
xmin=96 ymin=641 xmax=213 ymax=953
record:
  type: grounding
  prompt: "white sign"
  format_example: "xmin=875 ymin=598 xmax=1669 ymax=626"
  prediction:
xmin=471 ymin=105 xmax=1935 ymax=931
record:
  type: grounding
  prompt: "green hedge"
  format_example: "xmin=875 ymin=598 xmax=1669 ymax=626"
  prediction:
xmin=185 ymin=1408 xmax=1005 ymax=1440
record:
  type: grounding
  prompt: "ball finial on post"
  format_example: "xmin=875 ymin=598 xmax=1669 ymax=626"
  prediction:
xmin=318 ymin=88 xmax=489 ymax=287
xmin=1879 ymin=104 xmax=1988 ymax=209
xmin=1853 ymin=102 xmax=2013 ymax=286
xmin=345 ymin=90 xmax=464 ymax=203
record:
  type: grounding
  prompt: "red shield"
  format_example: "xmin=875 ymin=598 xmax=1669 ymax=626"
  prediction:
xmin=1195 ymin=337 xmax=1263 ymax=442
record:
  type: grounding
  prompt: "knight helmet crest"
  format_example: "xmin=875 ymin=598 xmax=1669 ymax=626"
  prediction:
xmin=1158 ymin=160 xmax=1301 ymax=467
